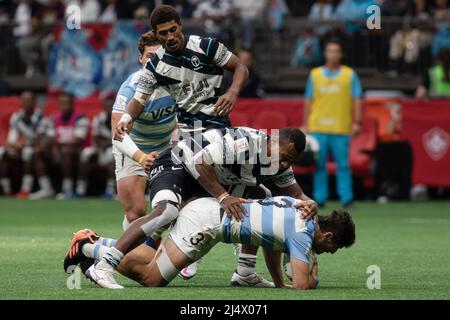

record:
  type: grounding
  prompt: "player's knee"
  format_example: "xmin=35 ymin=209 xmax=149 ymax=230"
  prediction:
xmin=140 ymin=201 xmax=179 ymax=237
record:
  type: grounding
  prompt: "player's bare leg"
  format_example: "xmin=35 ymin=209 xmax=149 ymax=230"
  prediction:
xmin=138 ymin=238 xmax=192 ymax=287
xmin=89 ymin=192 xmax=180 ymax=288
xmin=116 ymin=175 xmax=148 ymax=230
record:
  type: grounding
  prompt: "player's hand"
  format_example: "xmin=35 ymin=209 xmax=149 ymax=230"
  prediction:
xmin=113 ymin=121 xmax=131 ymax=142
xmin=214 ymin=90 xmax=238 ymax=117
xmin=143 ymin=151 xmax=159 ymax=173
xmin=294 ymin=199 xmax=318 ymax=220
xmin=220 ymin=195 xmax=248 ymax=221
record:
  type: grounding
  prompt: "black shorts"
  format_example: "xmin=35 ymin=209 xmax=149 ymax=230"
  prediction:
xmin=148 ymin=150 xmax=268 ymax=204
xmin=148 ymin=149 xmax=209 ymax=203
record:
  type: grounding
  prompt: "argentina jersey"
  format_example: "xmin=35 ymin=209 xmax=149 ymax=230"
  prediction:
xmin=136 ymin=35 xmax=232 ymax=131
xmin=221 ymin=196 xmax=316 ymax=264
xmin=113 ymin=71 xmax=177 ymax=153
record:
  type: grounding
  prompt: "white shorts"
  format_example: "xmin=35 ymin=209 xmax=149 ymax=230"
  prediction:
xmin=112 ymin=145 xmax=147 ymax=181
xmin=168 ymin=198 xmax=223 ymax=261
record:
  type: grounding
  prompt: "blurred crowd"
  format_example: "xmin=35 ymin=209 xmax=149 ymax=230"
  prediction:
xmin=0 ymin=91 xmax=116 ymax=199
xmin=0 ymin=0 xmax=449 ymax=84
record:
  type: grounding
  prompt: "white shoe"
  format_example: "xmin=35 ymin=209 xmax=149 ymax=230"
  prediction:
xmin=85 ymin=263 xmax=123 ymax=289
xmin=233 ymin=244 xmax=242 ymax=255
xmin=179 ymin=258 xmax=202 ymax=280
xmin=230 ymin=270 xmax=275 ymax=288
xmin=29 ymin=189 xmax=54 ymax=200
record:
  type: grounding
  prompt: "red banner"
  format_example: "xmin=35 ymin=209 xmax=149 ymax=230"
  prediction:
xmin=401 ymin=102 xmax=450 ymax=186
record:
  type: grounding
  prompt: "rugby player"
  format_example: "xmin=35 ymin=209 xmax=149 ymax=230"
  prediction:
xmin=110 ymin=32 xmax=177 ymax=230
xmin=84 ymin=127 xmax=318 ymax=288
xmin=111 ymin=4 xmax=250 ymax=279
xmin=67 ymin=196 xmax=355 ymax=289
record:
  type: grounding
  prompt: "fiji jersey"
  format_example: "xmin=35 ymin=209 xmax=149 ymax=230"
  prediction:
xmin=221 ymin=196 xmax=316 ymax=264
xmin=173 ymin=127 xmax=297 ymax=188
xmin=7 ymin=110 xmax=45 ymax=146
xmin=113 ymin=71 xmax=177 ymax=153
xmin=135 ymin=35 xmax=233 ymax=131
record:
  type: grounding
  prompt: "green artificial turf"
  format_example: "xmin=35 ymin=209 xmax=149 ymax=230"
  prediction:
xmin=0 ymin=198 xmax=449 ymax=300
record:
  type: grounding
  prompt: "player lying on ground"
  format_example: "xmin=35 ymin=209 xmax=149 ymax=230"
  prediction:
xmin=65 ymin=196 xmax=355 ymax=289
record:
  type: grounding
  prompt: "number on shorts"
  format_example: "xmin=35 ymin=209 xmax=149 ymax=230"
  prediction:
xmin=190 ymin=232 xmax=205 ymax=246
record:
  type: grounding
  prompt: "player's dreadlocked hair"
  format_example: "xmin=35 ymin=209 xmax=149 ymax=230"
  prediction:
xmin=318 ymin=210 xmax=356 ymax=248
xmin=138 ymin=31 xmax=161 ymax=54
xmin=279 ymin=127 xmax=306 ymax=154
xmin=150 ymin=5 xmax=181 ymax=32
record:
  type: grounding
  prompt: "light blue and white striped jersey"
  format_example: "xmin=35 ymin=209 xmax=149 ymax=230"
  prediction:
xmin=221 ymin=196 xmax=316 ymax=264
xmin=112 ymin=71 xmax=177 ymax=153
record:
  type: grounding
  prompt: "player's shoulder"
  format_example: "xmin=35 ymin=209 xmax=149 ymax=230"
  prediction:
xmin=186 ymin=34 xmax=219 ymax=57
xmin=121 ymin=70 xmax=141 ymax=90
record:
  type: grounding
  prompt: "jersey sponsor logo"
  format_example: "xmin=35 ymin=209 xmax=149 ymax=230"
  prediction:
xmin=150 ymin=106 xmax=177 ymax=120
xmin=181 ymin=79 xmax=209 ymax=96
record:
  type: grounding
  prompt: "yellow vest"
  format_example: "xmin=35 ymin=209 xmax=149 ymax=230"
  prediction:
xmin=308 ymin=65 xmax=354 ymax=134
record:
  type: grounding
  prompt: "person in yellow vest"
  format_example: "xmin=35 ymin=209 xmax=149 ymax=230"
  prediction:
xmin=303 ymin=39 xmax=362 ymax=208
xmin=415 ymin=48 xmax=450 ymax=99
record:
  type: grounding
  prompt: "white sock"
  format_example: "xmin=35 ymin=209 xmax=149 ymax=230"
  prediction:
xmin=21 ymin=174 xmax=33 ymax=192
xmin=1 ymin=178 xmax=11 ymax=193
xmin=76 ymin=179 xmax=87 ymax=195
xmin=97 ymin=237 xmax=117 ymax=247
xmin=38 ymin=176 xmax=53 ymax=192
xmin=62 ymin=178 xmax=73 ymax=194
xmin=82 ymin=243 xmax=111 ymax=260
xmin=237 ymin=253 xmax=257 ymax=276
xmin=101 ymin=247 xmax=124 ymax=269
xmin=105 ymin=179 xmax=115 ymax=194
xmin=122 ymin=216 xmax=130 ymax=231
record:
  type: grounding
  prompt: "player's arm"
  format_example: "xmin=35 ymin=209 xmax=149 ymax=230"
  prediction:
xmin=111 ymin=83 xmax=157 ymax=170
xmin=114 ymin=67 xmax=158 ymax=141
xmin=262 ymin=248 xmax=287 ymax=288
xmin=272 ymin=168 xmax=318 ymax=219
xmin=209 ymin=39 xmax=248 ymax=116
xmin=214 ymin=54 xmax=249 ymax=116
xmin=194 ymin=157 xmax=248 ymax=221
xmin=175 ymin=138 xmax=248 ymax=221
xmin=290 ymin=258 xmax=319 ymax=290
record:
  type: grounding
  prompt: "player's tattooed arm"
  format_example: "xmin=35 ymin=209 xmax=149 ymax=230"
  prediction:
xmin=214 ymin=54 xmax=249 ymax=117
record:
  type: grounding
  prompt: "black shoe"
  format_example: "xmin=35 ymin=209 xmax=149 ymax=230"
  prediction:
xmin=63 ymin=229 xmax=99 ymax=274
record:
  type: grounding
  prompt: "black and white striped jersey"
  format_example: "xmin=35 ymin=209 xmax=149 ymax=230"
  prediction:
xmin=7 ymin=109 xmax=45 ymax=146
xmin=172 ymin=127 xmax=297 ymax=188
xmin=135 ymin=35 xmax=232 ymax=131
